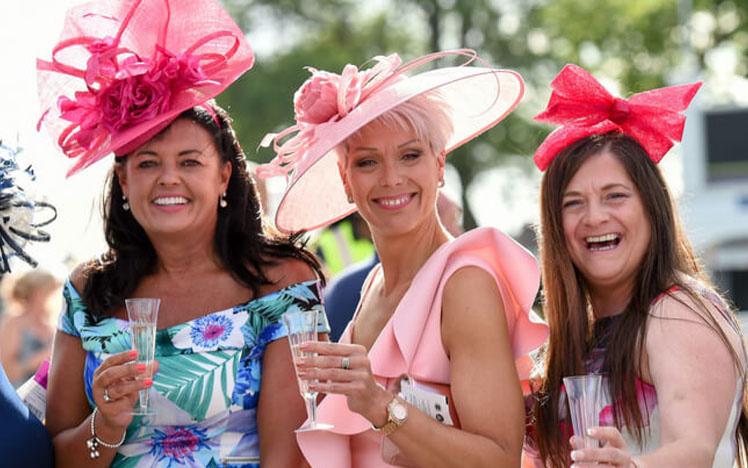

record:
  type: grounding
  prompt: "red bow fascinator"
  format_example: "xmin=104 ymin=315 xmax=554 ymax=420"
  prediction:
xmin=532 ymin=64 xmax=702 ymax=171
xmin=37 ymin=0 xmax=254 ymax=176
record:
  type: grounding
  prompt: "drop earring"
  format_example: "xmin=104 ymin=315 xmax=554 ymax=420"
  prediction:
xmin=122 ymin=195 xmax=130 ymax=211
xmin=220 ymin=192 xmax=228 ymax=208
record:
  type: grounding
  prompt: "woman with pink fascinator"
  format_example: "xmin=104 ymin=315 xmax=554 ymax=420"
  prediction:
xmin=257 ymin=50 xmax=549 ymax=467
xmin=37 ymin=1 xmax=328 ymax=466
xmin=524 ymin=65 xmax=748 ymax=467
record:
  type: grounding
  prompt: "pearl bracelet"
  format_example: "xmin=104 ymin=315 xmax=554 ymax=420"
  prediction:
xmin=86 ymin=407 xmax=126 ymax=459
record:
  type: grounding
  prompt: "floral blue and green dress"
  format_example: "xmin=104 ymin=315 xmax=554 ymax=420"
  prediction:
xmin=58 ymin=279 xmax=329 ymax=468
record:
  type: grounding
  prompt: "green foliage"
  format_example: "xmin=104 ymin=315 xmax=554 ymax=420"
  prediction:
xmin=219 ymin=0 xmax=746 ymax=229
xmin=217 ymin=12 xmax=417 ymax=165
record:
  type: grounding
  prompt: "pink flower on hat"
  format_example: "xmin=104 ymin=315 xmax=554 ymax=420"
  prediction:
xmin=37 ymin=0 xmax=255 ymax=176
xmin=256 ymin=54 xmax=403 ymax=180
xmin=294 ymin=70 xmax=341 ymax=125
xmin=60 ymin=50 xmax=211 ymax=145
xmin=99 ymin=68 xmax=172 ymax=132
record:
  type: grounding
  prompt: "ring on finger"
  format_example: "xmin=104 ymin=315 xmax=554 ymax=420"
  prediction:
xmin=103 ymin=387 xmax=112 ymax=403
xmin=341 ymin=356 xmax=350 ymax=370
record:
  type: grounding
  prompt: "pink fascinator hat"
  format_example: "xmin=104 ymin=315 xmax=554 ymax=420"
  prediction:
xmin=256 ymin=49 xmax=525 ymax=233
xmin=37 ymin=0 xmax=255 ymax=176
xmin=533 ymin=64 xmax=702 ymax=171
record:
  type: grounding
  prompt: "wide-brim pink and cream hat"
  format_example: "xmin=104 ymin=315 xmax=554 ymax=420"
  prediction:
xmin=256 ymin=49 xmax=525 ymax=234
xmin=37 ymin=0 xmax=254 ymax=176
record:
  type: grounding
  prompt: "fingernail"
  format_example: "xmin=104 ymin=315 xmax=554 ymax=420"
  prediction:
xmin=570 ymin=450 xmax=580 ymax=461
xmin=129 ymin=350 xmax=138 ymax=358
xmin=144 ymin=378 xmax=153 ymax=387
xmin=136 ymin=363 xmax=147 ymax=372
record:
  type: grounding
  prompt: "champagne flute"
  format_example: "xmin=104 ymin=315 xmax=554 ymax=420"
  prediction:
xmin=563 ymin=374 xmax=603 ymax=448
xmin=282 ymin=309 xmax=333 ymax=432
xmin=126 ymin=298 xmax=160 ymax=416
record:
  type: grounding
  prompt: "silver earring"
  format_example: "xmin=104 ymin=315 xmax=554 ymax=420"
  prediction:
xmin=122 ymin=195 xmax=130 ymax=211
xmin=219 ymin=192 xmax=228 ymax=208
xmin=346 ymin=194 xmax=354 ymax=204
xmin=438 ymin=178 xmax=445 ymax=188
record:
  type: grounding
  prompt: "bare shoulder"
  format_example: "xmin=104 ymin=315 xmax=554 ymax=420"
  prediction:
xmin=263 ymin=257 xmax=318 ymax=292
xmin=0 ymin=312 xmax=21 ymax=334
xmin=442 ymin=266 xmax=506 ymax=343
xmin=649 ymin=288 xmax=736 ymax=332
xmin=69 ymin=261 xmax=93 ymax=292
xmin=646 ymin=288 xmax=744 ymax=367
xmin=443 ymin=265 xmax=501 ymax=311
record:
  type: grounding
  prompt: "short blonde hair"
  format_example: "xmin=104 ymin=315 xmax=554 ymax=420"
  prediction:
xmin=340 ymin=91 xmax=454 ymax=157
xmin=8 ymin=269 xmax=61 ymax=303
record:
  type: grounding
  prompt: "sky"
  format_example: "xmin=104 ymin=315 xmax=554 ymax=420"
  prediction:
xmin=0 ymin=1 xmax=110 ymax=274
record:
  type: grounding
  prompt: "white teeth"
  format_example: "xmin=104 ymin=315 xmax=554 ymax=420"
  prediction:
xmin=586 ymin=233 xmax=619 ymax=243
xmin=153 ymin=196 xmax=189 ymax=206
xmin=379 ymin=195 xmax=411 ymax=208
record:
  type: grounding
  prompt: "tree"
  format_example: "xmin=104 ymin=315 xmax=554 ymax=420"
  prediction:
xmin=220 ymin=0 xmax=747 ymax=229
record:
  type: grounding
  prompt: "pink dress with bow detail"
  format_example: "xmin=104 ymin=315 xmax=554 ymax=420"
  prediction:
xmin=297 ymin=227 xmax=549 ymax=467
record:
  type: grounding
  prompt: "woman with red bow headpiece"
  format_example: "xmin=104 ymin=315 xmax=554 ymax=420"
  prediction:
xmin=524 ymin=64 xmax=748 ymax=467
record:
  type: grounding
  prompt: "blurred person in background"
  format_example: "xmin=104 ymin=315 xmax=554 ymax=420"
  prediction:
xmin=525 ymin=65 xmax=747 ymax=467
xmin=0 ymin=140 xmax=56 ymax=465
xmin=258 ymin=49 xmax=548 ymax=467
xmin=37 ymin=1 xmax=326 ymax=466
xmin=315 ymin=213 xmax=375 ymax=278
xmin=0 ymin=269 xmax=61 ymax=387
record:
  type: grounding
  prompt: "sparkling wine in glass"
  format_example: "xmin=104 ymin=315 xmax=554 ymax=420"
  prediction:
xmin=282 ymin=309 xmax=333 ymax=432
xmin=126 ymin=298 xmax=160 ymax=416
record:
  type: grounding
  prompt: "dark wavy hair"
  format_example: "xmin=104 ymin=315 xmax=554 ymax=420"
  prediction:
xmin=532 ymin=132 xmax=748 ymax=467
xmin=80 ymin=103 xmax=323 ymax=317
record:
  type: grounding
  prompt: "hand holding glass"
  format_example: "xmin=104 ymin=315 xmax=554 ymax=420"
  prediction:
xmin=282 ymin=309 xmax=333 ymax=432
xmin=563 ymin=374 xmax=602 ymax=449
xmin=126 ymin=298 xmax=160 ymax=416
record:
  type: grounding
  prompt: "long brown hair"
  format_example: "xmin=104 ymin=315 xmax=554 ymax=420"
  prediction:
xmin=532 ymin=132 xmax=748 ymax=466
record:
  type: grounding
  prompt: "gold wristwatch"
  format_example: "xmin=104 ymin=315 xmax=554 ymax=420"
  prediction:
xmin=372 ymin=397 xmax=408 ymax=436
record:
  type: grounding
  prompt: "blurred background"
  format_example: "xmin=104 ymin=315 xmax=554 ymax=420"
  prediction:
xmin=219 ymin=0 xmax=748 ymax=322
xmin=0 ymin=0 xmax=746 ymax=327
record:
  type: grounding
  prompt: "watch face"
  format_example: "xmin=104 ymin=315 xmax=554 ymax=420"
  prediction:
xmin=391 ymin=402 xmax=408 ymax=422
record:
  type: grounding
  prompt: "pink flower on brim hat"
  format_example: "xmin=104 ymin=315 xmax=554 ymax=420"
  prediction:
xmin=256 ymin=49 xmax=525 ymax=234
xmin=37 ymin=0 xmax=254 ymax=176
xmin=294 ymin=70 xmax=342 ymax=125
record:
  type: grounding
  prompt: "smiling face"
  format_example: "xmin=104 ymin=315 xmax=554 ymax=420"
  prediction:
xmin=561 ymin=151 xmax=651 ymax=293
xmin=116 ymin=117 xmax=231 ymax=240
xmin=338 ymin=121 xmax=445 ymax=237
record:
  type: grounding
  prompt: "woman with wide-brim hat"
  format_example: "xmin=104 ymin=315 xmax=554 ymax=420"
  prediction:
xmin=38 ymin=1 xmax=328 ymax=466
xmin=258 ymin=50 xmax=549 ymax=467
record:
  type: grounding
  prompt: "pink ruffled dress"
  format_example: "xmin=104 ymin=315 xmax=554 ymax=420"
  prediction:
xmin=298 ymin=227 xmax=549 ymax=467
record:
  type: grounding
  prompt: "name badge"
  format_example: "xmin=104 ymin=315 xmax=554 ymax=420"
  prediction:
xmin=398 ymin=376 xmax=453 ymax=426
